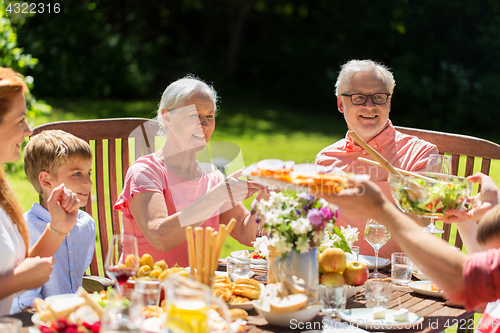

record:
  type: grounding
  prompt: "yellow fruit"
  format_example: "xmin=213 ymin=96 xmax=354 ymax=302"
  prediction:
xmin=139 ymin=254 xmax=154 ymax=269
xmin=177 ymin=269 xmax=189 ymax=278
xmin=158 ymin=270 xmax=170 ymax=281
xmin=149 ymin=269 xmax=162 ymax=279
xmin=320 ymin=272 xmax=345 ymax=287
xmin=138 ymin=265 xmax=152 ymax=277
xmin=319 ymin=248 xmax=346 ymax=273
xmin=125 ymin=254 xmax=138 ymax=268
xmin=154 ymin=260 xmax=167 ymax=271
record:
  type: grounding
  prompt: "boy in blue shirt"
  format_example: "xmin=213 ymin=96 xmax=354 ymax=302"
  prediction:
xmin=11 ymin=130 xmax=96 ymax=312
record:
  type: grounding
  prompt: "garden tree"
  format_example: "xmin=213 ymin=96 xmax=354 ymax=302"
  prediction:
xmin=12 ymin=0 xmax=500 ymax=137
xmin=0 ymin=2 xmax=51 ymax=120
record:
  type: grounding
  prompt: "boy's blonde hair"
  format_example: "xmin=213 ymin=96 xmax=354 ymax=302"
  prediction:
xmin=24 ymin=130 xmax=93 ymax=195
xmin=476 ymin=204 xmax=500 ymax=245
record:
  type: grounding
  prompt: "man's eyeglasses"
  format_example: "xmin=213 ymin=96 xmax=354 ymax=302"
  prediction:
xmin=341 ymin=93 xmax=391 ymax=105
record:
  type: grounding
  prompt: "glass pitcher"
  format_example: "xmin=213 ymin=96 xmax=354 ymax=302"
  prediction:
xmin=273 ymin=248 xmax=319 ymax=304
xmin=163 ymin=274 xmax=232 ymax=333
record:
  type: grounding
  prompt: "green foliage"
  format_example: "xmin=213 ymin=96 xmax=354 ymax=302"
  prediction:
xmin=7 ymin=0 xmax=500 ymax=137
xmin=0 ymin=3 xmax=52 ymax=173
xmin=0 ymin=2 xmax=51 ymax=119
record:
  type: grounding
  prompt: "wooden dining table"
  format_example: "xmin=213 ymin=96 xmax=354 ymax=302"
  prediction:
xmin=246 ymin=269 xmax=475 ymax=333
xmin=17 ymin=266 xmax=475 ymax=333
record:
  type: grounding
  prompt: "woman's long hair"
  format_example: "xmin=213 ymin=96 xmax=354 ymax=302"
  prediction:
xmin=0 ymin=67 xmax=30 ymax=255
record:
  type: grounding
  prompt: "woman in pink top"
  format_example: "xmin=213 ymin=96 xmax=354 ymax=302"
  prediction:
xmin=115 ymin=75 xmax=266 ymax=267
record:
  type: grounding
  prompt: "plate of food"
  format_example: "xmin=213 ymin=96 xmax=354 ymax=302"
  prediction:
xmin=408 ymin=280 xmax=443 ymax=298
xmin=231 ymin=250 xmax=267 ymax=266
xmin=243 ymin=159 xmax=369 ymax=193
xmin=388 ymin=173 xmax=471 ymax=217
xmin=252 ymin=297 xmax=321 ymax=328
xmin=412 ymin=265 xmax=428 ymax=280
xmin=337 ymin=308 xmax=424 ymax=330
xmin=213 ymin=275 xmax=262 ymax=310
xmin=31 ymin=288 xmax=104 ymax=332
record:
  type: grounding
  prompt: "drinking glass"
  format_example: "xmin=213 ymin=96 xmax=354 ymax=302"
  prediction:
xmin=105 ymin=234 xmax=139 ymax=296
xmin=391 ymin=252 xmax=413 ymax=285
xmin=318 ymin=284 xmax=347 ymax=317
xmin=227 ymin=257 xmax=251 ymax=282
xmin=365 ymin=281 xmax=392 ymax=309
xmin=423 ymin=154 xmax=452 ymax=233
xmin=364 ymin=220 xmax=391 ymax=278
xmin=134 ymin=279 xmax=162 ymax=307
xmin=351 ymin=245 xmax=360 ymax=261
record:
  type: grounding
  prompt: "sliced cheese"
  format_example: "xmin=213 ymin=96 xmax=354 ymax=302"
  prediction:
xmin=393 ymin=308 xmax=409 ymax=322
xmin=49 ymin=296 xmax=85 ymax=319
xmin=372 ymin=307 xmax=386 ymax=319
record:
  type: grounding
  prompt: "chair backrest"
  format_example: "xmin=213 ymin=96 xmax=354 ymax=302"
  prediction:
xmin=395 ymin=126 xmax=500 ymax=249
xmin=31 ymin=118 xmax=163 ymax=276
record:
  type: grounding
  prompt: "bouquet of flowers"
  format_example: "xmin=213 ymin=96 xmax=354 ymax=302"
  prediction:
xmin=251 ymin=192 xmax=350 ymax=255
xmin=319 ymin=225 xmax=359 ymax=253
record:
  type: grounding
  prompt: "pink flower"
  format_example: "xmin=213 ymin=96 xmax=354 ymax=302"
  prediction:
xmin=320 ymin=206 xmax=333 ymax=221
xmin=307 ymin=208 xmax=324 ymax=226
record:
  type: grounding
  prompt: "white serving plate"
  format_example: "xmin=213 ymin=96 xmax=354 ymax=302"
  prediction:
xmin=337 ymin=308 xmax=424 ymax=330
xmin=408 ymin=280 xmax=443 ymax=298
xmin=252 ymin=300 xmax=320 ymax=327
xmin=248 ymin=173 xmax=370 ymax=194
xmin=346 ymin=254 xmax=390 ymax=270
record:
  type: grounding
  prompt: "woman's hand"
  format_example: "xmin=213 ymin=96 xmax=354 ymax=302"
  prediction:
xmin=13 ymin=256 xmax=55 ymax=290
xmin=224 ymin=169 xmax=268 ymax=202
xmin=441 ymin=173 xmax=500 ymax=223
xmin=46 ymin=183 xmax=80 ymax=234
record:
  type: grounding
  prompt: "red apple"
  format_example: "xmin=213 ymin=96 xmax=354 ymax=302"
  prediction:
xmin=320 ymin=272 xmax=345 ymax=287
xmin=319 ymin=248 xmax=346 ymax=273
xmin=343 ymin=261 xmax=369 ymax=286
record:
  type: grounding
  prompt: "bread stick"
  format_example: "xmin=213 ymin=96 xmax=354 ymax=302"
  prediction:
xmin=225 ymin=218 xmax=237 ymax=235
xmin=185 ymin=226 xmax=196 ymax=280
xmin=208 ymin=230 xmax=218 ymax=285
xmin=203 ymin=227 xmax=214 ymax=284
xmin=194 ymin=227 xmax=204 ymax=283
xmin=214 ymin=224 xmax=227 ymax=268
xmin=211 ymin=231 xmax=219 ymax=277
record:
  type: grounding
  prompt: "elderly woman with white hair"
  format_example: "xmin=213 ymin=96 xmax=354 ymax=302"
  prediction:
xmin=115 ymin=75 xmax=266 ymax=267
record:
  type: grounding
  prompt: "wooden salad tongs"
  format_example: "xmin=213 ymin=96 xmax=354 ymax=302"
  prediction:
xmin=349 ymin=131 xmax=427 ymax=201
xmin=357 ymin=157 xmax=436 ymax=182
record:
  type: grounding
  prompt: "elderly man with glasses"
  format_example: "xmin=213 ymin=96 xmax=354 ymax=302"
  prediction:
xmin=316 ymin=59 xmax=438 ymax=258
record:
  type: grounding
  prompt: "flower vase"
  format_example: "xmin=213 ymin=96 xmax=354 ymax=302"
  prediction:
xmin=278 ymin=248 xmax=319 ymax=303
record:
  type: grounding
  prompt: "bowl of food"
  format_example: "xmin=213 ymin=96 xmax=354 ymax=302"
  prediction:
xmin=388 ymin=173 xmax=471 ymax=217
xmin=252 ymin=296 xmax=320 ymax=327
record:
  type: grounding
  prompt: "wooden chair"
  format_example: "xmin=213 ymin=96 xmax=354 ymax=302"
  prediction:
xmin=395 ymin=126 xmax=500 ymax=249
xmin=31 ymin=118 xmax=163 ymax=290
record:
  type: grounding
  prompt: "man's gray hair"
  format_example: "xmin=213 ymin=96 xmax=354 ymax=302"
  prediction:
xmin=335 ymin=59 xmax=396 ymax=96
xmin=156 ymin=74 xmax=218 ymax=127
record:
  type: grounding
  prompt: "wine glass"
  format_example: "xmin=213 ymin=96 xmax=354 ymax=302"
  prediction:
xmin=105 ymin=234 xmax=139 ymax=296
xmin=422 ymin=154 xmax=452 ymax=233
xmin=364 ymin=220 xmax=391 ymax=278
